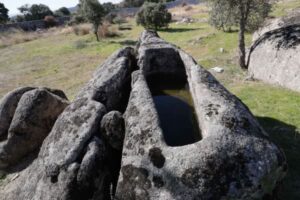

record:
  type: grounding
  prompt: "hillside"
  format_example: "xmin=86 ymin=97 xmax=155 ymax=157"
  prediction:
xmin=1 ymin=0 xmax=300 ymax=199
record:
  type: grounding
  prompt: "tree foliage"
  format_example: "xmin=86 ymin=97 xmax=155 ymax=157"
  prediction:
xmin=0 ymin=3 xmax=9 ymax=24
xmin=122 ymin=0 xmax=145 ymax=7
xmin=121 ymin=0 xmax=174 ymax=7
xmin=206 ymin=0 xmax=273 ymax=69
xmin=79 ymin=0 xmax=105 ymax=41
xmin=54 ymin=7 xmax=71 ymax=17
xmin=18 ymin=4 xmax=53 ymax=21
xmin=102 ymin=2 xmax=116 ymax=14
xmin=136 ymin=2 xmax=171 ymax=30
xmin=208 ymin=0 xmax=272 ymax=32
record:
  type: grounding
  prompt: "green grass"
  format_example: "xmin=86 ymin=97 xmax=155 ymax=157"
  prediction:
xmin=0 ymin=1 xmax=300 ymax=198
xmin=271 ymin=0 xmax=300 ymax=17
xmin=229 ymin=82 xmax=300 ymax=199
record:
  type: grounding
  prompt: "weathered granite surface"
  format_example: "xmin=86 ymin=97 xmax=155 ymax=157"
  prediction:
xmin=76 ymin=47 xmax=136 ymax=112
xmin=0 ymin=87 xmax=35 ymax=142
xmin=0 ymin=47 xmax=136 ymax=200
xmin=0 ymin=31 xmax=287 ymax=200
xmin=115 ymin=31 xmax=287 ymax=200
xmin=0 ymin=88 xmax=69 ymax=169
xmin=248 ymin=25 xmax=300 ymax=92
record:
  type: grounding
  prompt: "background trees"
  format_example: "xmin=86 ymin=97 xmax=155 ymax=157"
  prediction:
xmin=136 ymin=2 xmax=171 ymax=30
xmin=206 ymin=0 xmax=273 ymax=69
xmin=0 ymin=3 xmax=9 ymax=24
xmin=18 ymin=4 xmax=53 ymax=21
xmin=79 ymin=0 xmax=105 ymax=41
xmin=54 ymin=7 xmax=71 ymax=17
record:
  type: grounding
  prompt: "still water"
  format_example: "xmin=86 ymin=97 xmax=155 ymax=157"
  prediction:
xmin=147 ymin=75 xmax=201 ymax=146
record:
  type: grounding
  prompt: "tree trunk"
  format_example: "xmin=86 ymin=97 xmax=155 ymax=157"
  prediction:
xmin=95 ymin=32 xmax=99 ymax=42
xmin=94 ymin=24 xmax=99 ymax=42
xmin=238 ymin=6 xmax=247 ymax=69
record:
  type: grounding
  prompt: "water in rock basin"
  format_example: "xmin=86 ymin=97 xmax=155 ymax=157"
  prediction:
xmin=147 ymin=74 xmax=201 ymax=146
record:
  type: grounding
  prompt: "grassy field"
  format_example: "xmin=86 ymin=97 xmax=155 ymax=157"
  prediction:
xmin=1 ymin=1 xmax=300 ymax=198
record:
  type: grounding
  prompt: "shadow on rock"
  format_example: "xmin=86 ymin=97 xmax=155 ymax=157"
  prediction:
xmin=118 ymin=40 xmax=138 ymax=46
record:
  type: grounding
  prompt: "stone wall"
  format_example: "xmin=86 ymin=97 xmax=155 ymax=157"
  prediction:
xmin=0 ymin=17 xmax=70 ymax=32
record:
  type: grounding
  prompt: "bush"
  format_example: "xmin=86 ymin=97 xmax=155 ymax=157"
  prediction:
xmin=68 ymin=15 xmax=86 ymax=25
xmin=113 ymin=15 xmax=127 ymax=25
xmin=98 ymin=22 xmax=119 ymax=38
xmin=136 ymin=2 xmax=171 ymax=31
xmin=44 ymin=16 xmax=57 ymax=28
xmin=54 ymin=7 xmax=71 ymax=17
xmin=72 ymin=24 xmax=91 ymax=35
xmin=104 ymin=13 xmax=117 ymax=24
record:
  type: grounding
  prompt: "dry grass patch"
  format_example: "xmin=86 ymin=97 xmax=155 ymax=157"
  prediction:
xmin=0 ymin=26 xmax=74 ymax=48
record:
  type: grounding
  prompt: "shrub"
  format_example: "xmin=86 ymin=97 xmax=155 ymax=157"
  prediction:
xmin=104 ymin=13 xmax=117 ymax=24
xmin=72 ymin=24 xmax=91 ymax=35
xmin=185 ymin=6 xmax=193 ymax=11
xmin=44 ymin=16 xmax=57 ymax=28
xmin=113 ymin=15 xmax=127 ymax=26
xmin=54 ymin=7 xmax=71 ymax=17
xmin=98 ymin=22 xmax=119 ymax=38
xmin=136 ymin=2 xmax=172 ymax=31
xmin=68 ymin=15 xmax=86 ymax=25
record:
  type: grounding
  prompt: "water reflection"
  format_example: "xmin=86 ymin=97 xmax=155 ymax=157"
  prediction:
xmin=147 ymin=74 xmax=201 ymax=146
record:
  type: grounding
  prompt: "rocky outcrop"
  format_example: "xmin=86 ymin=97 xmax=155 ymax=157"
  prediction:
xmin=0 ymin=87 xmax=35 ymax=141
xmin=248 ymin=25 xmax=300 ymax=92
xmin=76 ymin=47 xmax=136 ymax=112
xmin=101 ymin=111 xmax=125 ymax=150
xmin=0 ymin=87 xmax=69 ymax=169
xmin=0 ymin=31 xmax=287 ymax=200
xmin=253 ymin=8 xmax=300 ymax=41
xmin=115 ymin=31 xmax=287 ymax=199
xmin=137 ymin=31 xmax=186 ymax=81
xmin=0 ymin=47 xmax=136 ymax=200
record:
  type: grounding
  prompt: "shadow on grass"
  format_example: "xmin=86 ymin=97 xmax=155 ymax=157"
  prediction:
xmin=118 ymin=40 xmax=138 ymax=46
xmin=257 ymin=116 xmax=300 ymax=200
xmin=159 ymin=28 xmax=202 ymax=33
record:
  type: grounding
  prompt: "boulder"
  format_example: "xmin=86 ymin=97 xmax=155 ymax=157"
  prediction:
xmin=101 ymin=111 xmax=125 ymax=150
xmin=248 ymin=25 xmax=300 ymax=92
xmin=253 ymin=9 xmax=300 ymax=42
xmin=76 ymin=47 xmax=136 ymax=112
xmin=0 ymin=88 xmax=69 ymax=169
xmin=115 ymin=31 xmax=287 ymax=200
xmin=0 ymin=87 xmax=35 ymax=141
xmin=137 ymin=30 xmax=186 ymax=81
xmin=0 ymin=47 xmax=137 ymax=200
xmin=0 ymin=98 xmax=107 ymax=200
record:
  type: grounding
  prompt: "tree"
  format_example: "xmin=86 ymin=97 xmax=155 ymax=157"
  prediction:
xmin=206 ymin=0 xmax=273 ymax=69
xmin=0 ymin=3 xmax=9 ymax=24
xmin=102 ymin=2 xmax=116 ymax=15
xmin=54 ymin=7 xmax=71 ymax=17
xmin=121 ymin=0 xmax=174 ymax=7
xmin=18 ymin=4 xmax=53 ymax=21
xmin=136 ymin=2 xmax=171 ymax=31
xmin=79 ymin=0 xmax=105 ymax=41
xmin=15 ymin=15 xmax=25 ymax=22
xmin=122 ymin=0 xmax=145 ymax=7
